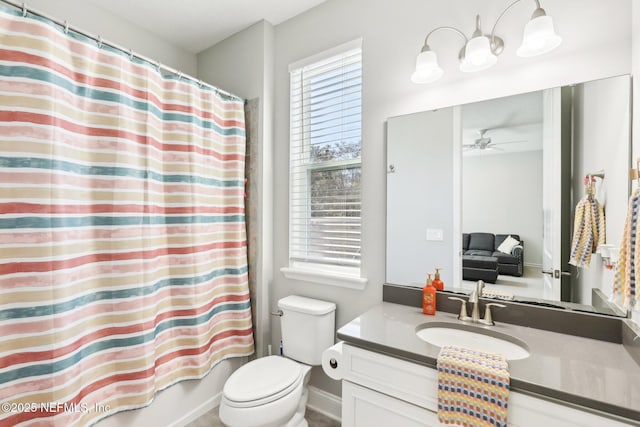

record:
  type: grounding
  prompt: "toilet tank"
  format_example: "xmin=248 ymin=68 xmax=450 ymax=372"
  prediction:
xmin=278 ymin=295 xmax=336 ymax=365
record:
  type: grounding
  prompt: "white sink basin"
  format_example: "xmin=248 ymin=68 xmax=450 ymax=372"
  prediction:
xmin=416 ymin=322 xmax=530 ymax=360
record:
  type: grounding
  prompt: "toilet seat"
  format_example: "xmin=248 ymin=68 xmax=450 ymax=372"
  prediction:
xmin=223 ymin=356 xmax=303 ymax=408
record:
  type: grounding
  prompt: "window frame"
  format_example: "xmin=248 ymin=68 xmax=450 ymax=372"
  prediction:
xmin=281 ymin=39 xmax=367 ymax=289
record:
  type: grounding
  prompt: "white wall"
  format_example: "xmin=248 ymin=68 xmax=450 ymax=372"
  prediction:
xmin=387 ymin=109 xmax=455 ymax=287
xmin=272 ymin=0 xmax=631 ymax=397
xmin=571 ymin=77 xmax=631 ymax=305
xmin=198 ymin=20 xmax=276 ymax=358
xmin=631 ymin=0 xmax=640 ymax=325
xmin=25 ymin=0 xmax=197 ymax=75
xmin=6 ymin=2 xmax=241 ymax=426
xmin=462 ymin=151 xmax=543 ymax=267
xmin=633 ymin=0 xmax=640 ymax=158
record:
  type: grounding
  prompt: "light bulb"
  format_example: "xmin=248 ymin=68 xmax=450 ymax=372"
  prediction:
xmin=460 ymin=36 xmax=497 ymax=73
xmin=411 ymin=49 xmax=444 ymax=84
xmin=517 ymin=15 xmax=562 ymax=57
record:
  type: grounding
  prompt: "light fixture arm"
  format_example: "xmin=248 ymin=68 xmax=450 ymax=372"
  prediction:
xmin=490 ymin=0 xmax=546 ymax=53
xmin=421 ymin=26 xmax=468 ymax=60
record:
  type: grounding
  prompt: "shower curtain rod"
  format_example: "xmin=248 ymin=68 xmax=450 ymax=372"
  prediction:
xmin=1 ymin=0 xmax=244 ymax=102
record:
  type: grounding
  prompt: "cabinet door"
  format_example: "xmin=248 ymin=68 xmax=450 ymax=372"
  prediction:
xmin=342 ymin=341 xmax=438 ymax=410
xmin=342 ymin=381 xmax=443 ymax=427
xmin=507 ymin=393 xmax=634 ymax=427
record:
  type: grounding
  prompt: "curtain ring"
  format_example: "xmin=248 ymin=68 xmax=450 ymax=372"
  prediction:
xmin=21 ymin=3 xmax=27 ymax=17
xmin=129 ymin=48 xmax=134 ymax=60
xmin=97 ymin=36 xmax=103 ymax=49
xmin=64 ymin=20 xmax=69 ymax=34
xmin=177 ymin=71 xmax=183 ymax=80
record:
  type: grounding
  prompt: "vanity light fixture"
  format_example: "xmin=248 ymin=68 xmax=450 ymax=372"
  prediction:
xmin=411 ymin=0 xmax=562 ymax=84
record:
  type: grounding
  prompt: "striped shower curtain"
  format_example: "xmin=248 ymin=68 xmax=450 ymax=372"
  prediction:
xmin=0 ymin=4 xmax=254 ymax=426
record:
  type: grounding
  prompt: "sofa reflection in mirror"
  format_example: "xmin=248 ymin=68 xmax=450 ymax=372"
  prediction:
xmin=462 ymin=233 xmax=524 ymax=283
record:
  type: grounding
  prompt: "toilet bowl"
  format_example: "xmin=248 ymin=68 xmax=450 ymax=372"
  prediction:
xmin=219 ymin=356 xmax=311 ymax=427
xmin=219 ymin=296 xmax=336 ymax=427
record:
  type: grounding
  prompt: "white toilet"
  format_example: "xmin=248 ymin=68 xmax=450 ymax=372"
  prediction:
xmin=219 ymin=295 xmax=336 ymax=427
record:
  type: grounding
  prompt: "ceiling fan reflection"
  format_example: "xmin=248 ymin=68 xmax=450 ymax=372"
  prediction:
xmin=463 ymin=129 xmax=526 ymax=152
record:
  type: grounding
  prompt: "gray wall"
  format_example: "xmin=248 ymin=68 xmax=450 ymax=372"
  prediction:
xmin=462 ymin=151 xmax=544 ymax=267
xmin=198 ymin=20 xmax=272 ymax=101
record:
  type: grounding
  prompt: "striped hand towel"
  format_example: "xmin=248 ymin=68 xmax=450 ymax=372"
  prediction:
xmin=614 ymin=188 xmax=639 ymax=310
xmin=569 ymin=195 xmax=606 ymax=267
xmin=437 ymin=346 xmax=509 ymax=427
xmin=569 ymin=197 xmax=594 ymax=267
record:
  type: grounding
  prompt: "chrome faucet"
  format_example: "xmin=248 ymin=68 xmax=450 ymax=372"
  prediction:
xmin=448 ymin=280 xmax=505 ymax=325
xmin=468 ymin=280 xmax=485 ymax=322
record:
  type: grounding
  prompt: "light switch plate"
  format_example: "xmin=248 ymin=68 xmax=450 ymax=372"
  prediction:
xmin=426 ymin=228 xmax=444 ymax=241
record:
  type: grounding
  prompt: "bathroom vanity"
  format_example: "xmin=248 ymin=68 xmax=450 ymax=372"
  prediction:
xmin=369 ymin=71 xmax=640 ymax=426
xmin=336 ymin=299 xmax=640 ymax=427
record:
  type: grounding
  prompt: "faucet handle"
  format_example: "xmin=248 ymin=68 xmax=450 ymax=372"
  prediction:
xmin=448 ymin=297 xmax=471 ymax=321
xmin=480 ymin=302 xmax=506 ymax=326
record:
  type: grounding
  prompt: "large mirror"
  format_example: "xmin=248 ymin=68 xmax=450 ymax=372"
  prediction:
xmin=386 ymin=74 xmax=631 ymax=317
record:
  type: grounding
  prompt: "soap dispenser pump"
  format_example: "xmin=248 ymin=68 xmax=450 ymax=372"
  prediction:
xmin=423 ymin=273 xmax=436 ymax=315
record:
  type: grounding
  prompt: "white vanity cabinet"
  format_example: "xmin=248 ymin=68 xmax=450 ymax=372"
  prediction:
xmin=340 ymin=344 xmax=634 ymax=427
xmin=342 ymin=381 xmax=441 ymax=427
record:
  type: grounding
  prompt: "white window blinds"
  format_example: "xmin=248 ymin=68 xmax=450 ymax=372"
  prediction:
xmin=289 ymin=43 xmax=362 ymax=271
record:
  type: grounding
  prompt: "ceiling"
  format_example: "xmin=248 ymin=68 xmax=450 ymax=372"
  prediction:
xmin=462 ymin=91 xmax=543 ymax=157
xmin=85 ymin=0 xmax=328 ymax=53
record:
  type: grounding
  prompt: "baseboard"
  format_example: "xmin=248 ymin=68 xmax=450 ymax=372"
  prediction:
xmin=523 ymin=263 xmax=542 ymax=269
xmin=167 ymin=385 xmax=340 ymax=426
xmin=168 ymin=391 xmax=222 ymax=427
xmin=307 ymin=385 xmax=341 ymax=422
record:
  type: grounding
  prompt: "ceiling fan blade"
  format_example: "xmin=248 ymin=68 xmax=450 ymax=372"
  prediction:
xmin=491 ymin=139 xmax=528 ymax=146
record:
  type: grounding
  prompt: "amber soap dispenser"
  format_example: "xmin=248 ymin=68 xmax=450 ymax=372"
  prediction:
xmin=422 ymin=273 xmax=436 ymax=315
xmin=433 ymin=267 xmax=444 ymax=291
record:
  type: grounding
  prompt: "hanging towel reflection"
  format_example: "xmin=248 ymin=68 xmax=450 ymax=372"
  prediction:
xmin=613 ymin=188 xmax=638 ymax=311
xmin=569 ymin=177 xmax=605 ymax=267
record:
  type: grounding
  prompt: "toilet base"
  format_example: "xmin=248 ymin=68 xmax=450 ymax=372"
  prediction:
xmin=284 ymin=376 xmax=310 ymax=427
xmin=219 ymin=363 xmax=312 ymax=427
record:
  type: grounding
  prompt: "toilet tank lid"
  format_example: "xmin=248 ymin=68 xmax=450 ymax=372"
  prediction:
xmin=278 ymin=295 xmax=336 ymax=315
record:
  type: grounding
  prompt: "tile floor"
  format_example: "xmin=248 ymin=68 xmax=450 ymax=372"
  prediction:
xmin=185 ymin=406 xmax=340 ymax=427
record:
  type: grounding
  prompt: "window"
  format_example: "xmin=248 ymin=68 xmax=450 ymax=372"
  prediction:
xmin=285 ymin=40 xmax=364 ymax=286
